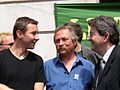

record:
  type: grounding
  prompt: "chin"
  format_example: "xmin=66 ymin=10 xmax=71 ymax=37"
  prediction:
xmin=28 ymin=46 xmax=34 ymax=49
xmin=59 ymin=51 xmax=68 ymax=55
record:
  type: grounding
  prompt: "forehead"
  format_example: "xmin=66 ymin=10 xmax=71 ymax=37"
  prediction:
xmin=55 ymin=28 xmax=70 ymax=38
xmin=90 ymin=26 xmax=98 ymax=33
xmin=26 ymin=24 xmax=38 ymax=32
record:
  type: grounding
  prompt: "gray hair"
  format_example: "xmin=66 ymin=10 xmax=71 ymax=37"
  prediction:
xmin=54 ymin=25 xmax=79 ymax=43
xmin=63 ymin=22 xmax=83 ymax=43
xmin=88 ymin=16 xmax=119 ymax=45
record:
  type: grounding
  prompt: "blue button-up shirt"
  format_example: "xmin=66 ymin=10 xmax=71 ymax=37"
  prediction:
xmin=44 ymin=54 xmax=94 ymax=90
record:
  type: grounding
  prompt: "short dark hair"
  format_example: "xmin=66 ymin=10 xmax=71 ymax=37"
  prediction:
xmin=13 ymin=16 xmax=38 ymax=40
xmin=88 ymin=16 xmax=119 ymax=45
xmin=63 ymin=22 xmax=83 ymax=43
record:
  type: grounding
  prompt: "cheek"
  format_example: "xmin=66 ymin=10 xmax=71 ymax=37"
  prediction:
xmin=93 ymin=38 xmax=103 ymax=46
xmin=25 ymin=36 xmax=34 ymax=41
xmin=66 ymin=42 xmax=74 ymax=49
xmin=55 ymin=44 xmax=60 ymax=50
xmin=55 ymin=43 xmax=59 ymax=47
xmin=65 ymin=40 xmax=72 ymax=45
xmin=3 ymin=46 xmax=10 ymax=49
xmin=91 ymin=36 xmax=99 ymax=42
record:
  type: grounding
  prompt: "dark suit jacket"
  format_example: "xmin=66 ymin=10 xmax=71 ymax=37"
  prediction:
xmin=92 ymin=45 xmax=120 ymax=90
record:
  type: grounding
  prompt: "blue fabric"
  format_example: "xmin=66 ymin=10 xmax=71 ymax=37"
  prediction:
xmin=44 ymin=54 xmax=94 ymax=90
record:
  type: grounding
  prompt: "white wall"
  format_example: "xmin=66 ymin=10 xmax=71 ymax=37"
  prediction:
xmin=0 ymin=0 xmax=98 ymax=62
xmin=0 ymin=2 xmax=56 ymax=62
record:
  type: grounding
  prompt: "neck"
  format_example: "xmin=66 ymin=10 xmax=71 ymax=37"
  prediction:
xmin=61 ymin=52 xmax=76 ymax=72
xmin=98 ymin=43 xmax=114 ymax=56
xmin=75 ymin=42 xmax=82 ymax=52
xmin=10 ymin=42 xmax=28 ymax=60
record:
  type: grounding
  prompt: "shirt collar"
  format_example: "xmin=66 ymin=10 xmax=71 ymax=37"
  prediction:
xmin=103 ymin=45 xmax=115 ymax=63
xmin=54 ymin=53 xmax=83 ymax=65
xmin=54 ymin=56 xmax=61 ymax=64
xmin=75 ymin=54 xmax=83 ymax=65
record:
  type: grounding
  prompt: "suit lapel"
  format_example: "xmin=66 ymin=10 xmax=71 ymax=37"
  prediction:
xmin=97 ymin=45 xmax=118 ymax=86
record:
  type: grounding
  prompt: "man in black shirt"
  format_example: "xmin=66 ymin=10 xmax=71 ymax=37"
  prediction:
xmin=0 ymin=17 xmax=46 ymax=90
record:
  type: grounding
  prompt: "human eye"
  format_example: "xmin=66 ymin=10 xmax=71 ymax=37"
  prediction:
xmin=55 ymin=39 xmax=60 ymax=44
xmin=90 ymin=32 xmax=94 ymax=37
xmin=62 ymin=38 xmax=67 ymax=42
xmin=31 ymin=31 xmax=40 ymax=35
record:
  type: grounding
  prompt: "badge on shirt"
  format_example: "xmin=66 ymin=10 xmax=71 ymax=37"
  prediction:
xmin=74 ymin=74 xmax=79 ymax=80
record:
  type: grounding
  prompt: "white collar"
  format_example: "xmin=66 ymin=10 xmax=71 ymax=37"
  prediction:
xmin=103 ymin=45 xmax=115 ymax=63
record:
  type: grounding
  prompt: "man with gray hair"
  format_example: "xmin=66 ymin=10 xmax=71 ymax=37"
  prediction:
xmin=44 ymin=25 xmax=94 ymax=90
xmin=88 ymin=16 xmax=120 ymax=90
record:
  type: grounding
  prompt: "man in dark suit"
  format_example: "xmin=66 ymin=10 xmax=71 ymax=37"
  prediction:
xmin=88 ymin=15 xmax=120 ymax=90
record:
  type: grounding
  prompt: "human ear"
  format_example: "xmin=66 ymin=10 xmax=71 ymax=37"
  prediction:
xmin=103 ymin=32 xmax=110 ymax=43
xmin=16 ymin=30 xmax=23 ymax=39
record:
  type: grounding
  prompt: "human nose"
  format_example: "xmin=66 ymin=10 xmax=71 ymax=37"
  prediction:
xmin=35 ymin=34 xmax=39 ymax=41
xmin=88 ymin=36 xmax=91 ymax=41
xmin=59 ymin=39 xmax=64 ymax=45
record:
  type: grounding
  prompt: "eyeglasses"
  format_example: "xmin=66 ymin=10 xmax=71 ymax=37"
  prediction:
xmin=0 ymin=43 xmax=14 ymax=46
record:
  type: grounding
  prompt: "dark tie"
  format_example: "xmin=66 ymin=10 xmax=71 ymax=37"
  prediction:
xmin=96 ymin=59 xmax=106 ymax=87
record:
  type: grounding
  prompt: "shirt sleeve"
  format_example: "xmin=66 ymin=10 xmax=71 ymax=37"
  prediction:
xmin=35 ymin=57 xmax=47 ymax=83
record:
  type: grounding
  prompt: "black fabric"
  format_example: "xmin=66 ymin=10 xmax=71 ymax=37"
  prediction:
xmin=0 ymin=49 xmax=46 ymax=90
xmin=95 ymin=59 xmax=106 ymax=87
xmin=92 ymin=45 xmax=120 ymax=90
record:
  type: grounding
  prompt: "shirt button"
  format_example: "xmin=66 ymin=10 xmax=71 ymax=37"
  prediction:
xmin=69 ymin=86 xmax=71 ymax=88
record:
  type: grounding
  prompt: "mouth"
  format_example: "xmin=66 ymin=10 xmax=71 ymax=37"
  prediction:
xmin=57 ymin=47 xmax=68 ymax=52
xmin=90 ymin=41 xmax=94 ymax=45
xmin=57 ymin=48 xmax=65 ymax=51
xmin=33 ymin=40 xmax=38 ymax=44
xmin=32 ymin=42 xmax=36 ymax=46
